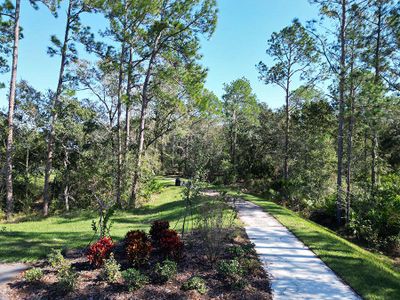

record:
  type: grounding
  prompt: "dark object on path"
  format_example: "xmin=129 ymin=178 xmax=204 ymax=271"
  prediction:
xmin=175 ymin=178 xmax=181 ymax=186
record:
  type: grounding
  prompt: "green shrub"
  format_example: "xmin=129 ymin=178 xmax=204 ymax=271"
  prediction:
xmin=241 ymin=242 xmax=255 ymax=254
xmin=217 ymin=259 xmax=246 ymax=290
xmin=241 ymin=258 xmax=259 ymax=275
xmin=47 ymin=248 xmax=65 ymax=269
xmin=153 ymin=259 xmax=177 ymax=283
xmin=100 ymin=253 xmax=121 ymax=283
xmin=181 ymin=276 xmax=207 ymax=294
xmin=57 ymin=263 xmax=78 ymax=292
xmin=217 ymin=259 xmax=243 ymax=278
xmin=227 ymin=245 xmax=245 ymax=257
xmin=122 ymin=268 xmax=149 ymax=291
xmin=24 ymin=268 xmax=43 ymax=282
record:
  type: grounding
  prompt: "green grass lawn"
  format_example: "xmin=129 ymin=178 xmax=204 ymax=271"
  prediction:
xmin=222 ymin=189 xmax=400 ymax=300
xmin=0 ymin=178 xmax=196 ymax=263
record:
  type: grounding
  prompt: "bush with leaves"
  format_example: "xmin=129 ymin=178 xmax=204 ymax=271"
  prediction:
xmin=47 ymin=248 xmax=65 ymax=269
xmin=150 ymin=220 xmax=170 ymax=245
xmin=159 ymin=229 xmax=184 ymax=260
xmin=24 ymin=268 xmax=43 ymax=282
xmin=153 ymin=259 xmax=177 ymax=283
xmin=195 ymin=198 xmax=237 ymax=262
xmin=122 ymin=268 xmax=149 ymax=291
xmin=57 ymin=263 xmax=78 ymax=292
xmin=181 ymin=276 xmax=208 ymax=295
xmin=125 ymin=230 xmax=152 ymax=266
xmin=241 ymin=258 xmax=259 ymax=275
xmin=217 ymin=259 xmax=246 ymax=290
xmin=100 ymin=253 xmax=121 ymax=283
xmin=87 ymin=236 xmax=114 ymax=267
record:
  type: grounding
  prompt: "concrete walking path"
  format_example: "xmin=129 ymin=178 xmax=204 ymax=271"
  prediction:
xmin=235 ymin=199 xmax=361 ymax=300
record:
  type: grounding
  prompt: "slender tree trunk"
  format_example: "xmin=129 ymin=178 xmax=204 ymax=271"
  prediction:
xmin=371 ymin=2 xmax=382 ymax=195
xmin=130 ymin=36 xmax=160 ymax=207
xmin=336 ymin=0 xmax=347 ymax=225
xmin=116 ymin=42 xmax=126 ymax=208
xmin=284 ymin=82 xmax=290 ymax=181
xmin=5 ymin=0 xmax=21 ymax=220
xmin=43 ymin=0 xmax=72 ymax=216
xmin=345 ymin=78 xmax=355 ymax=225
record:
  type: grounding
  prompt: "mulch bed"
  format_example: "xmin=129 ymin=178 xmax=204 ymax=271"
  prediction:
xmin=3 ymin=228 xmax=271 ymax=300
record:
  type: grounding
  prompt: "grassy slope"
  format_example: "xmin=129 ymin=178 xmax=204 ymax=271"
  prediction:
xmin=224 ymin=190 xmax=400 ymax=300
xmin=0 ymin=178 xmax=193 ymax=263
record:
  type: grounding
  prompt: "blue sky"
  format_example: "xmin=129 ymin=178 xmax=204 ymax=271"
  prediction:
xmin=0 ymin=0 xmax=320 ymax=110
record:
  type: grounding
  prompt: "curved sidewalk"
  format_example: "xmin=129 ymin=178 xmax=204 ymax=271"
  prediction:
xmin=235 ymin=200 xmax=361 ymax=300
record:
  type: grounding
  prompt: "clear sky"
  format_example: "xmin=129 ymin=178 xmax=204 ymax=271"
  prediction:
xmin=0 ymin=0 xmax=320 ymax=110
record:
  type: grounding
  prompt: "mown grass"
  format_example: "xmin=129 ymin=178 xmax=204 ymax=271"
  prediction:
xmin=221 ymin=189 xmax=400 ymax=300
xmin=0 ymin=178 xmax=202 ymax=263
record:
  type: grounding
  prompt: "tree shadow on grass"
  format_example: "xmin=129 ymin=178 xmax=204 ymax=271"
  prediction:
xmin=0 ymin=231 xmax=93 ymax=262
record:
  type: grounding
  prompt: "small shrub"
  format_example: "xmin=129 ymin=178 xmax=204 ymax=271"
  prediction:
xmin=217 ymin=259 xmax=243 ymax=278
xmin=100 ymin=253 xmax=121 ymax=283
xmin=241 ymin=242 xmax=255 ymax=254
xmin=48 ymin=248 xmax=65 ymax=269
xmin=181 ymin=276 xmax=207 ymax=295
xmin=122 ymin=268 xmax=149 ymax=291
xmin=125 ymin=230 xmax=152 ymax=266
xmin=159 ymin=229 xmax=184 ymax=260
xmin=57 ymin=263 xmax=78 ymax=292
xmin=153 ymin=259 xmax=177 ymax=283
xmin=217 ymin=259 xmax=246 ymax=289
xmin=227 ymin=245 xmax=245 ymax=257
xmin=24 ymin=268 xmax=43 ymax=282
xmin=87 ymin=236 xmax=114 ymax=267
xmin=241 ymin=258 xmax=259 ymax=275
xmin=195 ymin=198 xmax=237 ymax=262
xmin=150 ymin=220 xmax=170 ymax=245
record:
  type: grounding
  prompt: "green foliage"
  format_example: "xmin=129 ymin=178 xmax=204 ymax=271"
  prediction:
xmin=153 ymin=259 xmax=177 ymax=283
xmin=217 ymin=259 xmax=246 ymax=290
xmin=181 ymin=276 xmax=208 ymax=294
xmin=241 ymin=258 xmax=260 ymax=275
xmin=47 ymin=248 xmax=65 ymax=269
xmin=195 ymin=197 xmax=237 ymax=262
xmin=122 ymin=268 xmax=149 ymax=292
xmin=24 ymin=268 xmax=44 ymax=282
xmin=227 ymin=245 xmax=245 ymax=257
xmin=57 ymin=263 xmax=78 ymax=292
xmin=100 ymin=253 xmax=121 ymax=283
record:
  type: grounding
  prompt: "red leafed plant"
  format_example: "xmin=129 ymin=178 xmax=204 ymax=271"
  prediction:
xmin=149 ymin=220 xmax=170 ymax=245
xmin=159 ymin=229 xmax=184 ymax=260
xmin=125 ymin=230 xmax=152 ymax=266
xmin=87 ymin=236 xmax=114 ymax=267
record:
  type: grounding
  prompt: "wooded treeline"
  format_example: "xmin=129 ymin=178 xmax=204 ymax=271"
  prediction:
xmin=1 ymin=0 xmax=400 ymax=255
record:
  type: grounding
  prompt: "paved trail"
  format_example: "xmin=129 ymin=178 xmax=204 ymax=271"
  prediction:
xmin=235 ymin=199 xmax=361 ymax=300
xmin=0 ymin=263 xmax=28 ymax=300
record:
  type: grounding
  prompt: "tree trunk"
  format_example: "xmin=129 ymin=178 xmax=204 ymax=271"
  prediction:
xmin=371 ymin=2 xmax=382 ymax=195
xmin=345 ymin=79 xmax=355 ymax=225
xmin=284 ymin=83 xmax=290 ymax=181
xmin=5 ymin=0 xmax=21 ymax=220
xmin=116 ymin=42 xmax=126 ymax=208
xmin=336 ymin=0 xmax=346 ymax=226
xmin=43 ymin=0 xmax=72 ymax=216
xmin=130 ymin=35 xmax=161 ymax=207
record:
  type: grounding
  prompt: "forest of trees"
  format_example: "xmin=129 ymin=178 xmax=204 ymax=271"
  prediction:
xmin=1 ymin=0 xmax=399 ymax=256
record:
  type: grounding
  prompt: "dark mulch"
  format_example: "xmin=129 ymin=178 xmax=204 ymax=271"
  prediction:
xmin=5 ymin=228 xmax=271 ymax=300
